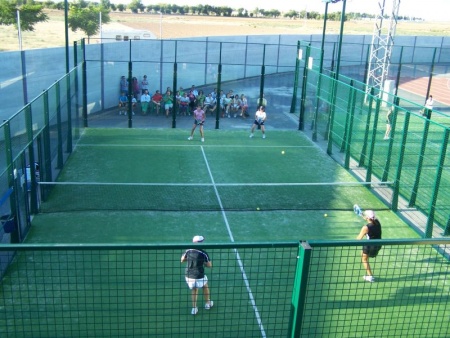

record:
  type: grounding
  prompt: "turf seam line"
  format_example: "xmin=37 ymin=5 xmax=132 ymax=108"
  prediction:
xmin=200 ymin=145 xmax=267 ymax=338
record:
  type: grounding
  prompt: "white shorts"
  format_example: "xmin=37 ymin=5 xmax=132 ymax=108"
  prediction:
xmin=185 ymin=276 xmax=208 ymax=289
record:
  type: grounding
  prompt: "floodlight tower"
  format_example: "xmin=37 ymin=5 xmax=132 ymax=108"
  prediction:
xmin=366 ymin=0 xmax=401 ymax=96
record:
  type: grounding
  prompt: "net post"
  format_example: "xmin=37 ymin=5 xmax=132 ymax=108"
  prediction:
xmin=288 ymin=241 xmax=312 ymax=338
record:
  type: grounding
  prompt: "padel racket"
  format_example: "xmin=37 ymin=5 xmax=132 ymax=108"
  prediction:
xmin=353 ymin=204 xmax=363 ymax=217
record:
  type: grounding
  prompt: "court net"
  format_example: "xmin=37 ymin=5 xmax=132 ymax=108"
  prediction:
xmin=37 ymin=181 xmax=392 ymax=213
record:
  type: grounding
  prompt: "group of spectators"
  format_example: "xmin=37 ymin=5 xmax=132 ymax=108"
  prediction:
xmin=118 ymin=75 xmax=267 ymax=118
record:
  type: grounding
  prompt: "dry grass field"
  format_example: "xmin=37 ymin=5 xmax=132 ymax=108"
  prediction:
xmin=1 ymin=9 xmax=449 ymax=51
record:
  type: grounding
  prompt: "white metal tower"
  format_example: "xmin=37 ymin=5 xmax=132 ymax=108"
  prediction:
xmin=366 ymin=0 xmax=401 ymax=95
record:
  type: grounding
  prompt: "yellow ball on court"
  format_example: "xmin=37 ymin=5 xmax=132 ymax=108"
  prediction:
xmin=324 ymin=213 xmax=328 ymax=217
xmin=257 ymin=207 xmax=260 ymax=211
xmin=281 ymin=151 xmax=285 ymax=155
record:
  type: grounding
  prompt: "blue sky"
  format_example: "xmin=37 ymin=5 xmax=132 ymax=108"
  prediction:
xmin=115 ymin=0 xmax=450 ymax=21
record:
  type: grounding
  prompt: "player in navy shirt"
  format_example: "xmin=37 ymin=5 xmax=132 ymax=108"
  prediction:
xmin=181 ymin=235 xmax=214 ymax=315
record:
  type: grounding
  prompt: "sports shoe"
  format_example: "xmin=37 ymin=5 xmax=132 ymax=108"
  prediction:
xmin=188 ymin=136 xmax=193 ymax=140
xmin=201 ymin=138 xmax=204 ymax=142
xmin=205 ymin=301 xmax=214 ymax=310
xmin=249 ymin=134 xmax=254 ymax=138
xmin=383 ymin=136 xmax=389 ymax=140
xmin=119 ymin=111 xmax=122 ymax=115
xmin=363 ymin=275 xmax=375 ymax=282
xmin=262 ymin=134 xmax=266 ymax=139
xmin=191 ymin=307 xmax=198 ymax=315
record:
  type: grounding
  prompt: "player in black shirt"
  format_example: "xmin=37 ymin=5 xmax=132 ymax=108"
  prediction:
xmin=356 ymin=210 xmax=382 ymax=282
xmin=181 ymin=235 xmax=213 ymax=315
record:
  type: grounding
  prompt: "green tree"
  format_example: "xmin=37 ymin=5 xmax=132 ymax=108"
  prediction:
xmin=127 ymin=0 xmax=144 ymax=14
xmin=0 ymin=0 xmax=48 ymax=31
xmin=68 ymin=2 xmax=110 ymax=42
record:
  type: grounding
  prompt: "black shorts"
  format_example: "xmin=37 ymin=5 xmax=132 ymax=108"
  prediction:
xmin=195 ymin=119 xmax=204 ymax=126
xmin=363 ymin=245 xmax=381 ymax=258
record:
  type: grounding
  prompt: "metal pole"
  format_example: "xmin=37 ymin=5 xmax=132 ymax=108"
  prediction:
xmin=160 ymin=12 xmax=162 ymax=39
xmin=17 ymin=10 xmax=22 ymax=51
xmin=335 ymin=0 xmax=347 ymax=81
xmin=64 ymin=0 xmax=69 ymax=74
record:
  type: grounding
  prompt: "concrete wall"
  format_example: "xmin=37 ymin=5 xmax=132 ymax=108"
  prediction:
xmin=1 ymin=34 xmax=449 ymax=121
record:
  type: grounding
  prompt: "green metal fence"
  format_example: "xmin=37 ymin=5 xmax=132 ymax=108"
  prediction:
xmin=295 ymin=42 xmax=450 ymax=238
xmin=0 ymin=240 xmax=448 ymax=337
xmin=0 ymin=65 xmax=84 ymax=244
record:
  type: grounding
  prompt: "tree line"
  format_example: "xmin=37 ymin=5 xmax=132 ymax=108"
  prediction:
xmin=0 ymin=0 xmax=422 ymax=39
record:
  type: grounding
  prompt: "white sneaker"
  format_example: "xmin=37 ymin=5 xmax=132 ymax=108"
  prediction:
xmin=191 ymin=307 xmax=198 ymax=315
xmin=383 ymin=136 xmax=389 ymax=140
xmin=249 ymin=134 xmax=254 ymax=138
xmin=119 ymin=111 xmax=122 ymax=115
xmin=201 ymin=138 xmax=204 ymax=142
xmin=205 ymin=301 xmax=214 ymax=310
xmin=188 ymin=136 xmax=193 ymax=140
xmin=363 ymin=275 xmax=375 ymax=282
xmin=262 ymin=134 xmax=266 ymax=139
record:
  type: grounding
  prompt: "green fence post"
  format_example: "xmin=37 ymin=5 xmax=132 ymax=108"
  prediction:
xmin=172 ymin=63 xmax=178 ymax=128
xmin=425 ymin=128 xmax=449 ymax=238
xmin=392 ymin=108 xmax=411 ymax=212
xmin=394 ymin=47 xmax=403 ymax=96
xmin=408 ymin=115 xmax=432 ymax=207
xmin=290 ymin=41 xmax=301 ymax=115
xmin=172 ymin=41 xmax=178 ymax=128
xmin=358 ymin=87 xmax=374 ymax=167
xmin=444 ymin=216 xmax=450 ymax=236
xmin=66 ymin=73 xmax=72 ymax=153
xmin=344 ymin=86 xmax=356 ymax=169
xmin=258 ymin=44 xmax=266 ymax=109
xmin=312 ymin=49 xmax=325 ymax=141
xmin=73 ymin=41 xmax=80 ymax=140
xmin=424 ymin=47 xmax=436 ymax=100
xmin=298 ymin=44 xmax=310 ymax=131
xmin=127 ymin=60 xmax=133 ymax=128
xmin=43 ymin=91 xmax=52 ymax=184
xmin=55 ymin=82 xmax=63 ymax=169
xmin=215 ymin=65 xmax=222 ymax=129
xmin=326 ymin=72 xmax=337 ymax=154
xmin=365 ymin=96 xmax=381 ymax=182
xmin=382 ymin=98 xmax=399 ymax=182
xmin=25 ymin=106 xmax=38 ymax=214
xmin=3 ymin=122 xmax=19 ymax=243
xmin=288 ymin=242 xmax=312 ymax=338
xmin=82 ymin=39 xmax=88 ymax=128
xmin=340 ymin=80 xmax=354 ymax=153
xmin=215 ymin=42 xmax=222 ymax=129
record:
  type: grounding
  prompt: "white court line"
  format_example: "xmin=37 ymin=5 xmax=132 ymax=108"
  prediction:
xmin=200 ymin=145 xmax=267 ymax=338
xmin=39 ymin=181 xmax=393 ymax=187
xmin=76 ymin=143 xmax=315 ymax=148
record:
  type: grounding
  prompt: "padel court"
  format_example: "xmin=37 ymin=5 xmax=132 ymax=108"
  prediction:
xmin=0 ymin=129 xmax=447 ymax=337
